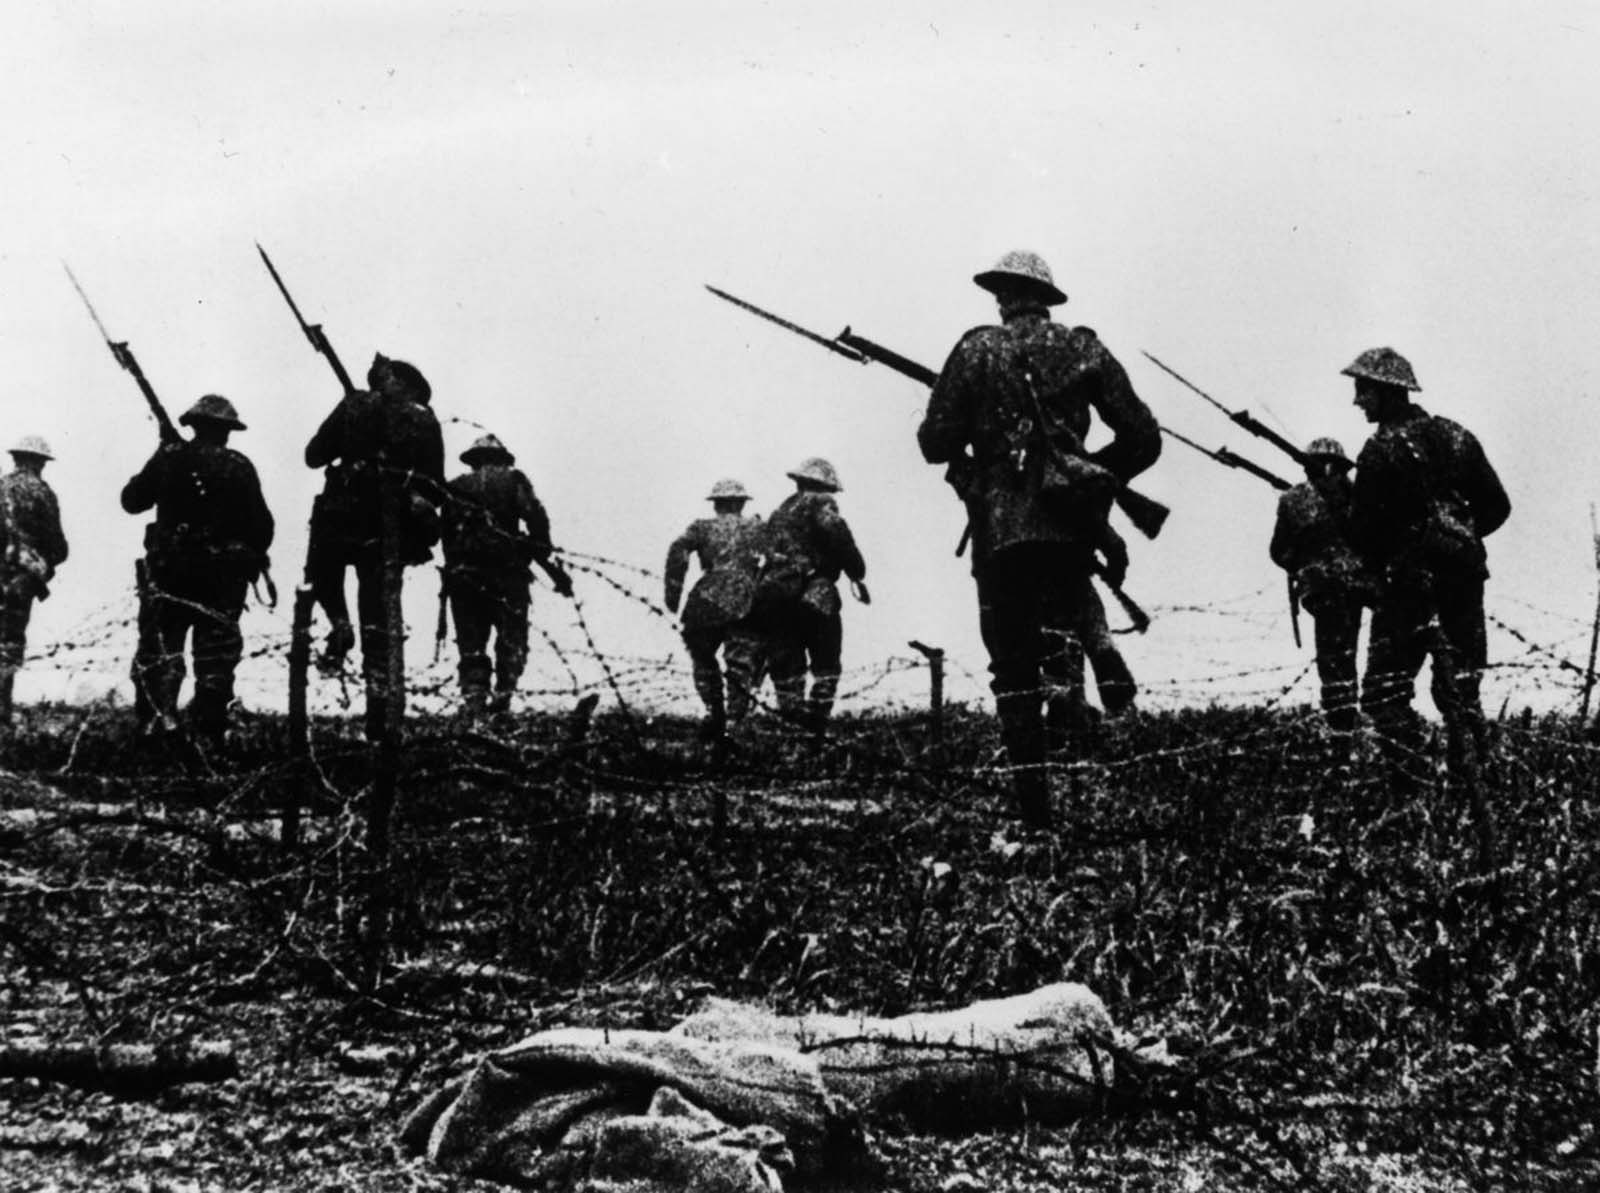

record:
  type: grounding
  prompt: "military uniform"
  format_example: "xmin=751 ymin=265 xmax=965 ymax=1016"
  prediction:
xmin=442 ymin=435 xmax=569 ymax=719
xmin=304 ymin=355 xmax=444 ymax=735
xmin=918 ymin=251 xmax=1160 ymax=826
xmin=664 ymin=481 xmax=765 ymax=735
xmin=1344 ymin=349 xmax=1510 ymax=784
xmin=0 ymin=439 xmax=68 ymax=723
xmin=1269 ymin=439 xmax=1373 ymax=732
xmin=121 ymin=398 xmax=274 ymax=737
xmin=752 ymin=462 xmax=867 ymax=738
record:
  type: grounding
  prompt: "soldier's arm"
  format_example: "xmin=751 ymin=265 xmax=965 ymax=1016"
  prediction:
xmin=663 ymin=523 xmax=699 ymax=612
xmin=1083 ymin=338 xmax=1162 ymax=482
xmin=237 ymin=457 xmax=275 ymax=553
xmin=119 ymin=449 xmax=168 ymax=515
xmin=516 ymin=473 xmax=554 ymax=562
xmin=41 ymin=490 xmax=68 ymax=567
xmin=816 ymin=500 xmax=867 ymax=582
xmin=1268 ymin=491 xmax=1297 ymax=571
xmin=304 ymin=401 xmax=346 ymax=469
xmin=916 ymin=334 xmax=979 ymax=464
xmin=1462 ymin=434 xmax=1511 ymax=538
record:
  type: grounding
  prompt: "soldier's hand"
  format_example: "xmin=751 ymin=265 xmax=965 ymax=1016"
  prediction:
xmin=850 ymin=578 xmax=871 ymax=605
xmin=1097 ymin=542 xmax=1129 ymax=590
xmin=549 ymin=565 xmax=575 ymax=598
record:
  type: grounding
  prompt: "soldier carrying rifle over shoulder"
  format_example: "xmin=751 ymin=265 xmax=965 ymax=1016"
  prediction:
xmin=918 ymin=250 xmax=1161 ymax=831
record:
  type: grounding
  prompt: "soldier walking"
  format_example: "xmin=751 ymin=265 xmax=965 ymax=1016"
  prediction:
xmin=917 ymin=251 xmax=1161 ymax=829
xmin=664 ymin=479 xmax=766 ymax=742
xmin=0 ymin=437 xmax=69 ymax=726
xmin=304 ymin=353 xmax=444 ymax=738
xmin=441 ymin=433 xmax=572 ymax=723
xmin=1343 ymin=348 xmax=1510 ymax=790
xmin=1269 ymin=438 xmax=1374 ymax=736
xmin=752 ymin=458 xmax=869 ymax=745
xmin=121 ymin=396 xmax=274 ymax=741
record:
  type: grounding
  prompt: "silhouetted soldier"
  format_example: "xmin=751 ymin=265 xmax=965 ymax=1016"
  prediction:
xmin=1344 ymin=348 xmax=1510 ymax=789
xmin=1270 ymin=437 xmax=1374 ymax=735
xmin=752 ymin=458 xmax=869 ymax=745
xmin=664 ymin=478 xmax=766 ymax=741
xmin=442 ymin=433 xmax=571 ymax=722
xmin=304 ymin=353 xmax=444 ymax=737
xmin=0 ymin=436 xmax=68 ymax=726
xmin=121 ymin=396 xmax=274 ymax=741
xmin=918 ymin=251 xmax=1161 ymax=829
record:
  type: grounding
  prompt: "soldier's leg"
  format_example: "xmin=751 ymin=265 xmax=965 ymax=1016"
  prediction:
xmin=450 ymin=577 xmax=493 ymax=718
xmin=147 ymin=582 xmax=192 ymax=729
xmin=131 ymin=558 xmax=161 ymax=728
xmin=1361 ymin=589 xmax=1431 ymax=790
xmin=805 ymin=612 xmax=843 ymax=737
xmin=721 ymin=623 xmax=764 ymax=724
xmin=1082 ymin=586 xmax=1137 ymax=717
xmin=492 ymin=581 xmax=531 ymax=715
xmin=767 ymin=621 xmax=808 ymax=723
xmin=1430 ymin=577 xmax=1488 ymax=780
xmin=682 ymin=625 xmax=727 ymax=729
xmin=0 ymin=587 xmax=30 ymax=726
xmin=1312 ymin=598 xmax=1362 ymax=733
xmin=188 ymin=577 xmax=248 ymax=738
xmin=978 ymin=545 xmax=1055 ymax=829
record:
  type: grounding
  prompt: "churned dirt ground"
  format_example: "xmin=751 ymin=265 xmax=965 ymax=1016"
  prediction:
xmin=1 ymin=704 xmax=1595 ymax=1191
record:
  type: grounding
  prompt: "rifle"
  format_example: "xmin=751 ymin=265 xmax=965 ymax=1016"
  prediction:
xmin=705 ymin=286 xmax=1169 ymax=542
xmin=1141 ymin=351 xmax=1310 ymax=470
xmin=434 ymin=568 xmax=450 ymax=663
xmin=1099 ymin=567 xmax=1152 ymax=635
xmin=1162 ymin=426 xmax=1293 ymax=491
xmin=62 ymin=263 xmax=183 ymax=446
xmin=1288 ymin=574 xmax=1302 ymax=648
xmin=256 ymin=244 xmax=357 ymax=396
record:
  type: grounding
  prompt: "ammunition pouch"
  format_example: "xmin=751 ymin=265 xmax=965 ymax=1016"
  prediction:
xmin=1419 ymin=499 xmax=1485 ymax=578
xmin=1038 ymin=446 xmax=1117 ymax=514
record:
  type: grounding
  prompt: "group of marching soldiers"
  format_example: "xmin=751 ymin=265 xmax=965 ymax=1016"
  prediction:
xmin=675 ymin=252 xmax=1512 ymax=828
xmin=9 ymin=248 xmax=1514 ymax=830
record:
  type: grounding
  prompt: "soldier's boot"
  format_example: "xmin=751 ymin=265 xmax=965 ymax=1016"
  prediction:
xmin=806 ymin=674 xmax=839 ymax=749
xmin=996 ymin=688 xmax=1052 ymax=831
xmin=458 ymin=653 xmax=492 ymax=724
xmin=0 ymin=665 xmax=16 ymax=729
xmin=488 ymin=688 xmax=514 ymax=729
xmin=1046 ymin=692 xmax=1098 ymax=755
xmin=771 ymin=673 xmax=806 ymax=727
xmin=319 ymin=619 xmax=356 ymax=672
xmin=1012 ymin=766 xmax=1053 ymax=831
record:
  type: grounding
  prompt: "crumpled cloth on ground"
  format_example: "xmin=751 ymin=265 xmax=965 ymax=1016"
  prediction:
xmin=400 ymin=983 xmax=1113 ymax=1189
xmin=398 ymin=1028 xmax=866 ymax=1190
xmin=673 ymin=981 xmax=1114 ymax=1130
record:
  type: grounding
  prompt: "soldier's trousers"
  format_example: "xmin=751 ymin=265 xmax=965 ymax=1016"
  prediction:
xmin=767 ymin=610 xmax=843 ymax=733
xmin=1307 ymin=596 xmax=1362 ymax=733
xmin=449 ymin=570 xmax=530 ymax=712
xmin=682 ymin=622 xmax=763 ymax=727
xmin=1051 ymin=583 xmax=1136 ymax=723
xmin=1362 ymin=577 xmax=1487 ymax=785
xmin=139 ymin=562 xmax=248 ymax=734
xmin=977 ymin=543 xmax=1094 ymax=787
xmin=0 ymin=576 xmax=36 ymax=723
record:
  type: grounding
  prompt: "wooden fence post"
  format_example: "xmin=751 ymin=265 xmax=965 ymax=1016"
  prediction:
xmin=908 ymin=640 xmax=945 ymax=747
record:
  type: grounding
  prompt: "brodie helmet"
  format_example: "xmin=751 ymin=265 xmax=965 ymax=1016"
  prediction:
xmin=972 ymin=250 xmax=1068 ymax=306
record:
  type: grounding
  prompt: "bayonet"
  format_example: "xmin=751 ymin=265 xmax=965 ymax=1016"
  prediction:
xmin=1162 ymin=425 xmax=1292 ymax=491
xmin=257 ymin=243 xmax=356 ymax=395
xmin=1142 ymin=350 xmax=1310 ymax=469
xmin=62 ymin=262 xmax=182 ymax=446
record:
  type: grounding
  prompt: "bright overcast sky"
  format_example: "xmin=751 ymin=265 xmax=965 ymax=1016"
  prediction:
xmin=2 ymin=1 xmax=1597 ymax=718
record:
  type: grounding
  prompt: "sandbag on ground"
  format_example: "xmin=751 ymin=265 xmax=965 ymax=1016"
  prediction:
xmin=672 ymin=982 xmax=1114 ymax=1129
xmin=398 ymin=1028 xmax=867 ymax=1190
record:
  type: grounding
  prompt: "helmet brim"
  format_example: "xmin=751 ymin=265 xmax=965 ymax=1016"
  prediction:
xmin=973 ymin=271 xmax=1067 ymax=306
xmin=785 ymin=470 xmax=840 ymax=493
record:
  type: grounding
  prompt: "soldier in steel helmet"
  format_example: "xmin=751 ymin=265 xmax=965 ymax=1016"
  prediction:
xmin=304 ymin=352 xmax=445 ymax=737
xmin=1343 ymin=347 xmax=1510 ymax=790
xmin=121 ymin=396 xmax=275 ymax=741
xmin=664 ymin=478 xmax=767 ymax=742
xmin=1269 ymin=437 xmax=1375 ymax=737
xmin=750 ymin=457 xmax=869 ymax=745
xmin=441 ymin=432 xmax=572 ymax=723
xmin=0 ymin=436 xmax=68 ymax=726
xmin=917 ymin=250 xmax=1161 ymax=830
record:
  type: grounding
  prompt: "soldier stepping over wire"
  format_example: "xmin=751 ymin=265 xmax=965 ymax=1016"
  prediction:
xmin=121 ymin=396 xmax=274 ymax=743
xmin=442 ymin=433 xmax=572 ymax=725
xmin=664 ymin=478 xmax=766 ymax=745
